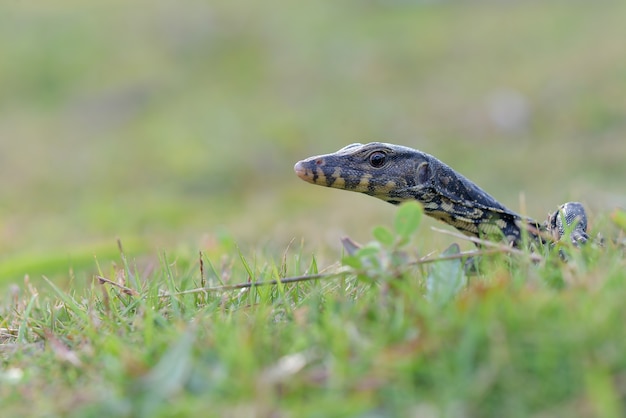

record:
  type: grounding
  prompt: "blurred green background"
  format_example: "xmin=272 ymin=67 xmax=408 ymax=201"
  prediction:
xmin=1 ymin=1 xmax=625 ymax=284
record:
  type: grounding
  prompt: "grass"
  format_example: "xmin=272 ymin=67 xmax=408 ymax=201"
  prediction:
xmin=1 ymin=204 xmax=625 ymax=417
xmin=2 ymin=1 xmax=626 ymax=416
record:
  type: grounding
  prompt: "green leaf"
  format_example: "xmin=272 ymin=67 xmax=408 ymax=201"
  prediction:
xmin=372 ymin=226 xmax=395 ymax=246
xmin=342 ymin=255 xmax=363 ymax=270
xmin=343 ymin=243 xmax=381 ymax=270
xmin=394 ymin=201 xmax=423 ymax=244
xmin=426 ymin=243 xmax=466 ymax=307
xmin=354 ymin=244 xmax=382 ymax=261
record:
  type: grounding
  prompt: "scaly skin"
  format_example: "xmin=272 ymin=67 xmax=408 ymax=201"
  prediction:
xmin=294 ymin=142 xmax=587 ymax=246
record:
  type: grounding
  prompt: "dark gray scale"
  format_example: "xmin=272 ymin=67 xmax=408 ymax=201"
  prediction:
xmin=403 ymin=151 xmax=541 ymax=244
xmin=548 ymin=202 xmax=589 ymax=246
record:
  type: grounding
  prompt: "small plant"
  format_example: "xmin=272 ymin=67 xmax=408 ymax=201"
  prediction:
xmin=341 ymin=201 xmax=423 ymax=284
xmin=341 ymin=202 xmax=468 ymax=305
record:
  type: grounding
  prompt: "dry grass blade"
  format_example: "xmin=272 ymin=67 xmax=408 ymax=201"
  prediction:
xmin=410 ymin=248 xmax=523 ymax=266
xmin=96 ymin=275 xmax=140 ymax=296
xmin=165 ymin=271 xmax=349 ymax=296
xmin=430 ymin=227 xmax=543 ymax=262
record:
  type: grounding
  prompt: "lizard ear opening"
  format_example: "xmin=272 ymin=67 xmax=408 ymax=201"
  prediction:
xmin=416 ymin=162 xmax=431 ymax=184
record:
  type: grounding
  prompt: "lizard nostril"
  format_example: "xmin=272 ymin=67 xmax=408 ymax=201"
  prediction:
xmin=315 ymin=159 xmax=324 ymax=165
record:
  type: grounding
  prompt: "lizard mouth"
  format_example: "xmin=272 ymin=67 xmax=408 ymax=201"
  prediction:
xmin=293 ymin=161 xmax=309 ymax=181
xmin=294 ymin=159 xmax=338 ymax=188
xmin=294 ymin=160 xmax=320 ymax=185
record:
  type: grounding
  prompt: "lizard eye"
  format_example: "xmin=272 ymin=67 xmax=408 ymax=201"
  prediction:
xmin=369 ymin=151 xmax=386 ymax=168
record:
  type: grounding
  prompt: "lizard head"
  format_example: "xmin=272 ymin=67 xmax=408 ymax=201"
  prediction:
xmin=294 ymin=142 xmax=432 ymax=205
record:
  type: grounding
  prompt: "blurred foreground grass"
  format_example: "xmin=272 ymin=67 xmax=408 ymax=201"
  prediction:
xmin=2 ymin=203 xmax=625 ymax=417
